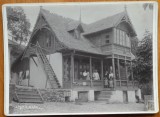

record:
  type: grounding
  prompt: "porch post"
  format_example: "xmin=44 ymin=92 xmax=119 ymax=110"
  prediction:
xmin=131 ymin=61 xmax=134 ymax=86
xmin=71 ymin=52 xmax=74 ymax=88
xmin=101 ymin=59 xmax=104 ymax=80
xmin=117 ymin=57 xmax=121 ymax=87
xmin=89 ymin=56 xmax=93 ymax=87
xmin=112 ymin=55 xmax=116 ymax=88
xmin=28 ymin=57 xmax=30 ymax=87
xmin=125 ymin=57 xmax=128 ymax=87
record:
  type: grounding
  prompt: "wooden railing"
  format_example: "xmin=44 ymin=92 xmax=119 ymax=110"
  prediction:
xmin=72 ymin=80 xmax=103 ymax=87
xmin=115 ymin=80 xmax=139 ymax=87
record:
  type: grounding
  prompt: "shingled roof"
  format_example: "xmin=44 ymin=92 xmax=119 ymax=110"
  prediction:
xmin=28 ymin=8 xmax=136 ymax=55
xmin=83 ymin=12 xmax=126 ymax=35
xmin=40 ymin=9 xmax=102 ymax=54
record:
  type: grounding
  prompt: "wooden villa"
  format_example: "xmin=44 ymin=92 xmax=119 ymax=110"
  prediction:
xmin=11 ymin=7 xmax=141 ymax=103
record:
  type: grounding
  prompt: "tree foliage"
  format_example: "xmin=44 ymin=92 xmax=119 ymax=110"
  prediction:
xmin=7 ymin=7 xmax=31 ymax=45
xmin=132 ymin=31 xmax=152 ymax=84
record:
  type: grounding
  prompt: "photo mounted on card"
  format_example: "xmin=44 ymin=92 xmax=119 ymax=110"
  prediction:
xmin=2 ymin=2 xmax=158 ymax=116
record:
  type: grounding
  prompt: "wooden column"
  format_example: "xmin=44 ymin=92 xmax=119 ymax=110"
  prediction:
xmin=125 ymin=57 xmax=128 ymax=87
xmin=112 ymin=55 xmax=116 ymax=88
xmin=117 ymin=57 xmax=121 ymax=87
xmin=71 ymin=53 xmax=74 ymax=88
xmin=101 ymin=59 xmax=104 ymax=80
xmin=89 ymin=56 xmax=93 ymax=87
xmin=131 ymin=61 xmax=134 ymax=86
xmin=28 ymin=57 xmax=30 ymax=87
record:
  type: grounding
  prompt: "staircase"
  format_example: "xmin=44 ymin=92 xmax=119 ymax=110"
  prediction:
xmin=95 ymin=90 xmax=112 ymax=102
xmin=35 ymin=43 xmax=61 ymax=89
xmin=14 ymin=85 xmax=43 ymax=103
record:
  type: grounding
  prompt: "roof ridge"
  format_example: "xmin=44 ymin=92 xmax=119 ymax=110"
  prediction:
xmin=88 ymin=11 xmax=126 ymax=26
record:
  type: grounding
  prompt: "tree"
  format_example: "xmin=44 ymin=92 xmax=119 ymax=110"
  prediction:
xmin=7 ymin=7 xmax=31 ymax=45
xmin=132 ymin=31 xmax=153 ymax=98
xmin=132 ymin=31 xmax=152 ymax=84
xmin=133 ymin=31 xmax=153 ymax=84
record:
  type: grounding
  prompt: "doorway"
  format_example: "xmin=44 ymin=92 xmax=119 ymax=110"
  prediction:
xmin=123 ymin=91 xmax=128 ymax=103
xmin=78 ymin=91 xmax=88 ymax=102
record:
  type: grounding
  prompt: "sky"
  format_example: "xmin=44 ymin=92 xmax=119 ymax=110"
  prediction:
xmin=20 ymin=2 xmax=154 ymax=40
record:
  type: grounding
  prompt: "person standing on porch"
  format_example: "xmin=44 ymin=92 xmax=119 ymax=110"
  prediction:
xmin=104 ymin=70 xmax=109 ymax=88
xmin=109 ymin=72 xmax=114 ymax=88
xmin=83 ymin=70 xmax=88 ymax=80
xmin=86 ymin=70 xmax=90 ymax=80
xmin=93 ymin=69 xmax=100 ymax=80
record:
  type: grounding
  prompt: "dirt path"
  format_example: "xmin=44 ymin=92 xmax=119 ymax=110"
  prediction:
xmin=10 ymin=101 xmax=145 ymax=114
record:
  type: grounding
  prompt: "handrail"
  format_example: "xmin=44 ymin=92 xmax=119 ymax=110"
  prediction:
xmin=36 ymin=42 xmax=60 ymax=88
xmin=36 ymin=88 xmax=44 ymax=102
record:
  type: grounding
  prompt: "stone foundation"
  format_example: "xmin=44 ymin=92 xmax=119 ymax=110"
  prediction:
xmin=40 ymin=89 xmax=71 ymax=102
xmin=39 ymin=88 xmax=141 ymax=103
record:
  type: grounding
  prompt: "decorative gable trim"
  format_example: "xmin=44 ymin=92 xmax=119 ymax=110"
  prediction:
xmin=115 ymin=13 xmax=137 ymax=36
xmin=34 ymin=15 xmax=48 ymax=31
xmin=22 ymin=11 xmax=68 ymax=59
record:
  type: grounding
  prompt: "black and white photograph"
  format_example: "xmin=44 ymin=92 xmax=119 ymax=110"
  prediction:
xmin=2 ymin=2 xmax=158 ymax=115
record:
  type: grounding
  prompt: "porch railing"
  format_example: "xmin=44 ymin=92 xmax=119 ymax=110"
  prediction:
xmin=115 ymin=80 xmax=139 ymax=87
xmin=72 ymin=80 xmax=103 ymax=87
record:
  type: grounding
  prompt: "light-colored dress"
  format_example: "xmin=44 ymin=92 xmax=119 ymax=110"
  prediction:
xmin=109 ymin=73 xmax=114 ymax=87
xmin=93 ymin=72 xmax=100 ymax=80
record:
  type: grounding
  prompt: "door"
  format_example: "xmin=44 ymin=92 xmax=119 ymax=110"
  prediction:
xmin=123 ymin=91 xmax=128 ymax=103
xmin=78 ymin=91 xmax=88 ymax=102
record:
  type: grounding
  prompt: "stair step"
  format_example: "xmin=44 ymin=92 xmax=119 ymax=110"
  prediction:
xmin=16 ymin=89 xmax=37 ymax=93
xmin=18 ymin=95 xmax=42 ymax=99
xmin=19 ymin=98 xmax=43 ymax=103
xmin=98 ymin=95 xmax=111 ymax=98
xmin=17 ymin=91 xmax=39 ymax=95
xmin=97 ymin=98 xmax=110 ymax=101
xmin=16 ymin=88 xmax=36 ymax=91
xmin=101 ymin=91 xmax=112 ymax=95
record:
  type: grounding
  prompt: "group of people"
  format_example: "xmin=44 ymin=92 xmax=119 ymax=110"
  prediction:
xmin=104 ymin=70 xmax=114 ymax=88
xmin=82 ymin=66 xmax=114 ymax=88
xmin=82 ymin=69 xmax=100 ymax=80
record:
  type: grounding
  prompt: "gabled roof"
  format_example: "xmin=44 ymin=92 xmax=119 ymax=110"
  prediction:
xmin=67 ymin=21 xmax=80 ymax=31
xmin=38 ymin=9 xmax=102 ymax=54
xmin=84 ymin=12 xmax=125 ymax=35
xmin=83 ymin=11 xmax=137 ymax=36
xmin=27 ymin=8 xmax=136 ymax=55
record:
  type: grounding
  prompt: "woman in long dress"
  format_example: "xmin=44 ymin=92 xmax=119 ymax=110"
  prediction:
xmin=109 ymin=72 xmax=114 ymax=88
xmin=104 ymin=71 xmax=109 ymax=88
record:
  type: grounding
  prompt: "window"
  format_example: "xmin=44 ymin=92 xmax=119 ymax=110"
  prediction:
xmin=114 ymin=28 xmax=130 ymax=47
xmin=117 ymin=29 xmax=120 ymax=44
xmin=120 ymin=30 xmax=123 ymax=45
xmin=126 ymin=34 xmax=130 ymax=47
xmin=46 ymin=36 xmax=51 ymax=47
xmin=122 ymin=32 xmax=125 ymax=46
xmin=106 ymin=40 xmax=109 ymax=44
xmin=114 ymin=28 xmax=117 ymax=43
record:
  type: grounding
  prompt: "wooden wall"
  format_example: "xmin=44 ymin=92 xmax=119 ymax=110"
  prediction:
xmin=87 ymin=29 xmax=113 ymax=47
